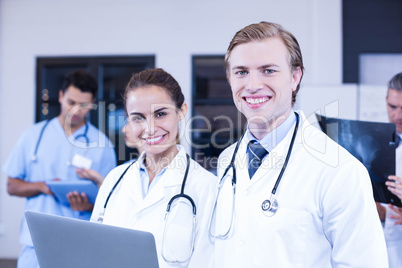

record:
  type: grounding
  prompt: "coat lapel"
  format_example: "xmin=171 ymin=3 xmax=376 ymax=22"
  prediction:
xmin=234 ymin=137 xmax=253 ymax=191
xmin=123 ymin=157 xmax=145 ymax=206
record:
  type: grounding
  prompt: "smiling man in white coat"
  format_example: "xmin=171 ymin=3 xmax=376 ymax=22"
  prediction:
xmin=211 ymin=21 xmax=388 ymax=267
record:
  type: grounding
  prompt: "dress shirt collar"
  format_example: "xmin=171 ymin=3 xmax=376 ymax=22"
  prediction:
xmin=245 ymin=110 xmax=297 ymax=153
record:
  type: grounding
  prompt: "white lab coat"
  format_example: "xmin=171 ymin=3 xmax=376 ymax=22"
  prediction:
xmin=382 ymin=144 xmax=402 ymax=268
xmin=214 ymin=111 xmax=388 ymax=268
xmin=91 ymin=146 xmax=217 ymax=268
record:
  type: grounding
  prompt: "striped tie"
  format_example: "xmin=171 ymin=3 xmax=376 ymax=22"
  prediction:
xmin=248 ymin=141 xmax=268 ymax=179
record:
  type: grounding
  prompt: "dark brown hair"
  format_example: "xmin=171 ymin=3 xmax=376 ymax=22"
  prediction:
xmin=61 ymin=69 xmax=97 ymax=96
xmin=124 ymin=68 xmax=185 ymax=112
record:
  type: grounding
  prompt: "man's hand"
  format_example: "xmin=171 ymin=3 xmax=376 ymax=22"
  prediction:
xmin=67 ymin=191 xmax=94 ymax=212
xmin=7 ymin=177 xmax=55 ymax=197
xmin=385 ymin=175 xmax=402 ymax=200
xmin=388 ymin=204 xmax=402 ymax=225
xmin=75 ymin=168 xmax=104 ymax=187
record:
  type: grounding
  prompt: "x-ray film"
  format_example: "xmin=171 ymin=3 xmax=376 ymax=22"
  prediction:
xmin=316 ymin=114 xmax=401 ymax=207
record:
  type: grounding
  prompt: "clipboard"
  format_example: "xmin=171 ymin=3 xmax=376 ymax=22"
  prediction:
xmin=316 ymin=114 xmax=401 ymax=207
xmin=46 ymin=180 xmax=99 ymax=205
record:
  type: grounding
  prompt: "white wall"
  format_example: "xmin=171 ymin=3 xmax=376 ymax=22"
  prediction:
xmin=0 ymin=0 xmax=343 ymax=258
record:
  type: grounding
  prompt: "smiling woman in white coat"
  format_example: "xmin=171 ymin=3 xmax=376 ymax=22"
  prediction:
xmin=210 ymin=21 xmax=388 ymax=267
xmin=90 ymin=68 xmax=216 ymax=268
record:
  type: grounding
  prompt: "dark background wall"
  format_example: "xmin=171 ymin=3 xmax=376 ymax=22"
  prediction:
xmin=343 ymin=0 xmax=402 ymax=83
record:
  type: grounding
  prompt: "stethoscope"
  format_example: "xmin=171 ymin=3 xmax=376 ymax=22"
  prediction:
xmin=31 ymin=118 xmax=90 ymax=163
xmin=97 ymin=153 xmax=196 ymax=264
xmin=209 ymin=112 xmax=300 ymax=239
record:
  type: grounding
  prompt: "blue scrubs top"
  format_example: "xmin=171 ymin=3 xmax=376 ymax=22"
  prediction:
xmin=2 ymin=118 xmax=117 ymax=246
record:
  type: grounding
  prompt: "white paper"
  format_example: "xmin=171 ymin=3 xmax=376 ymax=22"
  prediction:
xmin=71 ymin=154 xmax=92 ymax=169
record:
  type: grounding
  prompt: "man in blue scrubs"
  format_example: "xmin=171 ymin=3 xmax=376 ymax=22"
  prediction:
xmin=3 ymin=70 xmax=117 ymax=268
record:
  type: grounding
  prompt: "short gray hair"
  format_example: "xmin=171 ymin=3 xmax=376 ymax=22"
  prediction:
xmin=388 ymin=72 xmax=402 ymax=92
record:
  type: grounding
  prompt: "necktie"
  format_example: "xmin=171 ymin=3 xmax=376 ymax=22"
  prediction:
xmin=396 ymin=135 xmax=401 ymax=148
xmin=248 ymin=141 xmax=268 ymax=179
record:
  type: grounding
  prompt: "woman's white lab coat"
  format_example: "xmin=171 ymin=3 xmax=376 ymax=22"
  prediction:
xmin=214 ymin=111 xmax=388 ymax=268
xmin=91 ymin=146 xmax=217 ymax=268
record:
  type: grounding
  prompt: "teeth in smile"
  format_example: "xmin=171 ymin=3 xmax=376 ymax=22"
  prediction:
xmin=146 ymin=136 xmax=163 ymax=143
xmin=245 ymin=97 xmax=269 ymax=104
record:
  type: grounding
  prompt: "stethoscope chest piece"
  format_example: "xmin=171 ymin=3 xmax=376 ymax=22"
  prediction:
xmin=261 ymin=197 xmax=278 ymax=217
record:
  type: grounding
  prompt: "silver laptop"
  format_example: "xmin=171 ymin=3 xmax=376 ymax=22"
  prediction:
xmin=25 ymin=210 xmax=159 ymax=268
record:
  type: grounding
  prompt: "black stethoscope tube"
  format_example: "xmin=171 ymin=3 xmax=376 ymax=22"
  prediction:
xmin=271 ymin=112 xmax=299 ymax=195
xmin=101 ymin=153 xmax=194 ymax=216
xmin=223 ymin=112 xmax=299 ymax=205
xmin=103 ymin=159 xmax=136 ymax=210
